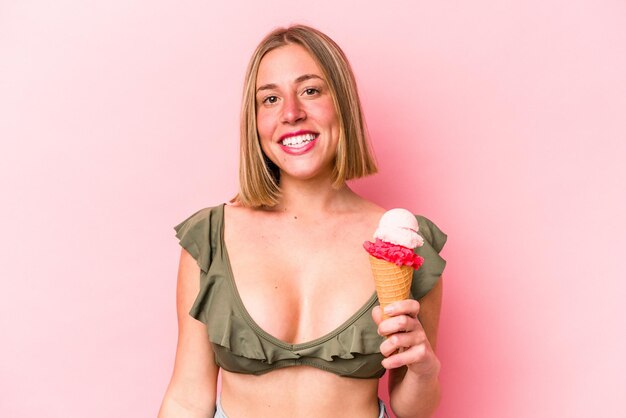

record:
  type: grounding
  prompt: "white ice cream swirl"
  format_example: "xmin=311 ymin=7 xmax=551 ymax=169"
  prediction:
xmin=373 ymin=208 xmax=424 ymax=249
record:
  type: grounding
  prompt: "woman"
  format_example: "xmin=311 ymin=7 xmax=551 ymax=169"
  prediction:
xmin=158 ymin=25 xmax=447 ymax=418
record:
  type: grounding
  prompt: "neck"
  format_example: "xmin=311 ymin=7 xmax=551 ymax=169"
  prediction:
xmin=269 ymin=172 xmax=357 ymax=216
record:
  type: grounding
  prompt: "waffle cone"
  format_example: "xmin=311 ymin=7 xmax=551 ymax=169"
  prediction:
xmin=368 ymin=255 xmax=413 ymax=320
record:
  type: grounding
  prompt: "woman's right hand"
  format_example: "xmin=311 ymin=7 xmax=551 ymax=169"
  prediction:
xmin=157 ymin=249 xmax=219 ymax=418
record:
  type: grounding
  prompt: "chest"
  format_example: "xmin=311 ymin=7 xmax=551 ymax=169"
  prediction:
xmin=223 ymin=214 xmax=376 ymax=344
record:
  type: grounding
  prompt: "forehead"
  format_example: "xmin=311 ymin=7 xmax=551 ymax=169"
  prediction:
xmin=256 ymin=44 xmax=325 ymax=85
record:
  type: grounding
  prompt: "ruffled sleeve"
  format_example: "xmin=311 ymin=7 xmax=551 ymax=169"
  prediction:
xmin=173 ymin=207 xmax=214 ymax=274
xmin=411 ymin=215 xmax=447 ymax=300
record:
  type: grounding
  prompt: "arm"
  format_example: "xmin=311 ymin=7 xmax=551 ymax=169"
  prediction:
xmin=373 ymin=276 xmax=443 ymax=418
xmin=158 ymin=249 xmax=219 ymax=418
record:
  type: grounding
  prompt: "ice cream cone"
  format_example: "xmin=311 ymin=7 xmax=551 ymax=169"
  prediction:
xmin=368 ymin=255 xmax=414 ymax=320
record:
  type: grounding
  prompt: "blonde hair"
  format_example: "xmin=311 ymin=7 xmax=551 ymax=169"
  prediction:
xmin=235 ymin=24 xmax=377 ymax=207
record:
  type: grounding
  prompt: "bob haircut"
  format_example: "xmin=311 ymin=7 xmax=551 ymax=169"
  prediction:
xmin=234 ymin=24 xmax=378 ymax=208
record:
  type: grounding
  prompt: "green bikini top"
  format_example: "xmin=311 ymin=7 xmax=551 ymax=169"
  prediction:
xmin=174 ymin=204 xmax=447 ymax=379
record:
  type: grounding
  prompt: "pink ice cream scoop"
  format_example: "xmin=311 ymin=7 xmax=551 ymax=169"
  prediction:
xmin=363 ymin=208 xmax=424 ymax=268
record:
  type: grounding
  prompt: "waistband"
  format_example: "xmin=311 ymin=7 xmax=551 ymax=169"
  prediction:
xmin=214 ymin=394 xmax=389 ymax=418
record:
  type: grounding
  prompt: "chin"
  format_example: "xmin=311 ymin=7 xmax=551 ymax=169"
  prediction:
xmin=280 ymin=166 xmax=332 ymax=182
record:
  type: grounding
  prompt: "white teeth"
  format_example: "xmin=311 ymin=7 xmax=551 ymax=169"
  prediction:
xmin=281 ymin=133 xmax=316 ymax=147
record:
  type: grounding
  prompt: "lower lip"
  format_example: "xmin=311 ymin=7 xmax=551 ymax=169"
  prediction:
xmin=279 ymin=136 xmax=318 ymax=155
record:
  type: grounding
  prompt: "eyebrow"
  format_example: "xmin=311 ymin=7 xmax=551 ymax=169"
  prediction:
xmin=256 ymin=74 xmax=324 ymax=94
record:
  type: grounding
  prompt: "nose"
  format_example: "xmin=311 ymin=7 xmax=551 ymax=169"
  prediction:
xmin=281 ymin=95 xmax=306 ymax=124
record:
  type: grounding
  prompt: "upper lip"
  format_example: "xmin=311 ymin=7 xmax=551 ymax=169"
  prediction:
xmin=278 ymin=130 xmax=318 ymax=142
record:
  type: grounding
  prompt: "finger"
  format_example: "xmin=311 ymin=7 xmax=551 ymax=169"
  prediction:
xmin=372 ymin=305 xmax=383 ymax=325
xmin=379 ymin=330 xmax=427 ymax=357
xmin=378 ymin=314 xmax=421 ymax=337
xmin=382 ymin=343 xmax=428 ymax=369
xmin=383 ymin=299 xmax=420 ymax=319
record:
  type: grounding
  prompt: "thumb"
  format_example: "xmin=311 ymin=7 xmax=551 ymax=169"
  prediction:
xmin=372 ymin=305 xmax=383 ymax=325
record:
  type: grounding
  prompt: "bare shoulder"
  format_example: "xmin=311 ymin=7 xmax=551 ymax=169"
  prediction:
xmin=342 ymin=193 xmax=385 ymax=223
xmin=224 ymin=200 xmax=267 ymax=223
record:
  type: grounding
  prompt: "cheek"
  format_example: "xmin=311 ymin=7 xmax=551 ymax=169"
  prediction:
xmin=256 ymin=112 xmax=272 ymax=141
xmin=317 ymin=100 xmax=339 ymax=129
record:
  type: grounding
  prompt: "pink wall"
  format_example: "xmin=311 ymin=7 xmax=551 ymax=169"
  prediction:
xmin=1 ymin=1 xmax=624 ymax=417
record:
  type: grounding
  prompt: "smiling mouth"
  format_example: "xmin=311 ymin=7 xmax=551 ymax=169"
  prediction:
xmin=280 ymin=133 xmax=318 ymax=148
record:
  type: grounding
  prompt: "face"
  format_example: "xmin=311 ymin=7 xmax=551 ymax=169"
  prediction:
xmin=255 ymin=43 xmax=340 ymax=182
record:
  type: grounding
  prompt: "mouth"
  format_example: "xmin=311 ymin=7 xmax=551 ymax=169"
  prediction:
xmin=279 ymin=131 xmax=319 ymax=149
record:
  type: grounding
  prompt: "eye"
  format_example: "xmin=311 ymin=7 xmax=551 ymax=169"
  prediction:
xmin=262 ymin=95 xmax=278 ymax=104
xmin=303 ymin=88 xmax=320 ymax=96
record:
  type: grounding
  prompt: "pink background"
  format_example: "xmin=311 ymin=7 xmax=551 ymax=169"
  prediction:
xmin=1 ymin=1 xmax=625 ymax=417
